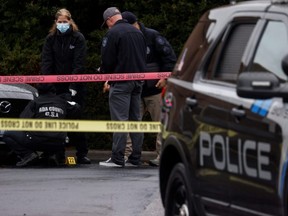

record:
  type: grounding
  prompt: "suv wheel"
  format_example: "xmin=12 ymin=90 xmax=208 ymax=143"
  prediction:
xmin=284 ymin=182 xmax=288 ymax=216
xmin=165 ymin=163 xmax=194 ymax=216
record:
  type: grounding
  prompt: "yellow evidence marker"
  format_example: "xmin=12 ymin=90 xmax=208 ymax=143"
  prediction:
xmin=66 ymin=157 xmax=76 ymax=165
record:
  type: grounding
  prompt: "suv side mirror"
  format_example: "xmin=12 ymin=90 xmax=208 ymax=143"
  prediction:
xmin=236 ymin=72 xmax=280 ymax=99
xmin=237 ymin=54 xmax=288 ymax=99
xmin=282 ymin=54 xmax=288 ymax=76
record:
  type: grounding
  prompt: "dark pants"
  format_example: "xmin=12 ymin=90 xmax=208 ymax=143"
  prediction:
xmin=109 ymin=81 xmax=144 ymax=165
xmin=3 ymin=131 xmax=65 ymax=158
xmin=57 ymin=85 xmax=89 ymax=158
xmin=70 ymin=84 xmax=89 ymax=158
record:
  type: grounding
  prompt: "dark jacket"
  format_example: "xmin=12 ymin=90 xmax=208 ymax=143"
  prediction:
xmin=20 ymin=93 xmax=80 ymax=141
xmin=101 ymin=19 xmax=147 ymax=75
xmin=41 ymin=27 xmax=87 ymax=95
xmin=139 ymin=22 xmax=177 ymax=97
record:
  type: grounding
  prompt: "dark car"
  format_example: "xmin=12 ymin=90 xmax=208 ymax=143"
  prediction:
xmin=0 ymin=84 xmax=37 ymax=164
xmin=160 ymin=0 xmax=288 ymax=215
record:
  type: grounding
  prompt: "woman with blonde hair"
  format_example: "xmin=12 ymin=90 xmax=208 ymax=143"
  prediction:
xmin=40 ymin=8 xmax=91 ymax=164
xmin=49 ymin=8 xmax=79 ymax=34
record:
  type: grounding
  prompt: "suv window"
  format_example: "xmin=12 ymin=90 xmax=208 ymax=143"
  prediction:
xmin=206 ymin=23 xmax=256 ymax=83
xmin=251 ymin=21 xmax=288 ymax=81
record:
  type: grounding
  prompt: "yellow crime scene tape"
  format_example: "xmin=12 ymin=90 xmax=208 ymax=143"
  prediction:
xmin=0 ymin=118 xmax=161 ymax=133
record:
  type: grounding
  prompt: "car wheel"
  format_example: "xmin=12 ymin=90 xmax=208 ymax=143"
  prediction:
xmin=284 ymin=181 xmax=288 ymax=216
xmin=165 ymin=163 xmax=194 ymax=216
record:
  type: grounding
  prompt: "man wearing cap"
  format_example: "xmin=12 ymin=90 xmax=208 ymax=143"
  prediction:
xmin=99 ymin=7 xmax=147 ymax=167
xmin=122 ymin=11 xmax=177 ymax=167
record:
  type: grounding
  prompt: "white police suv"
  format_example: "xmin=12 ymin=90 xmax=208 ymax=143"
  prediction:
xmin=160 ymin=0 xmax=288 ymax=215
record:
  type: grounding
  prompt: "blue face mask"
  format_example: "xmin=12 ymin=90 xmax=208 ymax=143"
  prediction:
xmin=56 ymin=23 xmax=70 ymax=33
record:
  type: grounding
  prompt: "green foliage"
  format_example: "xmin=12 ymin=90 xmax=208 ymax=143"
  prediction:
xmin=0 ymin=0 xmax=232 ymax=150
xmin=0 ymin=0 xmax=56 ymax=75
xmin=122 ymin=0 xmax=217 ymax=55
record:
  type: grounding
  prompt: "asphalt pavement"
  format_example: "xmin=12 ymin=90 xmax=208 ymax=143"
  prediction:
xmin=0 ymin=147 xmax=163 ymax=215
xmin=0 ymin=161 xmax=164 ymax=216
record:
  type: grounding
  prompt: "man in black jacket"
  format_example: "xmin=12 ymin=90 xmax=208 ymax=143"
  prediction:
xmin=99 ymin=7 xmax=147 ymax=167
xmin=3 ymin=83 xmax=80 ymax=167
xmin=122 ymin=11 xmax=177 ymax=166
xmin=41 ymin=8 xmax=90 ymax=164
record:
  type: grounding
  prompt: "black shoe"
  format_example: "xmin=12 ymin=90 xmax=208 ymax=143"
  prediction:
xmin=125 ymin=160 xmax=141 ymax=167
xmin=39 ymin=152 xmax=51 ymax=165
xmin=41 ymin=154 xmax=61 ymax=166
xmin=55 ymin=151 xmax=66 ymax=165
xmin=16 ymin=152 xmax=39 ymax=167
xmin=77 ymin=156 xmax=91 ymax=164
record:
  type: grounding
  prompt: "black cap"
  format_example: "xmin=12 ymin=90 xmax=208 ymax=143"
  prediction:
xmin=121 ymin=11 xmax=137 ymax=24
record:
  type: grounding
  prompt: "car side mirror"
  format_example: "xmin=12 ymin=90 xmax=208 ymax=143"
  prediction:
xmin=236 ymin=72 xmax=280 ymax=99
xmin=282 ymin=54 xmax=288 ymax=76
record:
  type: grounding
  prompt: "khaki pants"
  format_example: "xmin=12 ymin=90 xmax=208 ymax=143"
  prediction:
xmin=125 ymin=93 xmax=162 ymax=160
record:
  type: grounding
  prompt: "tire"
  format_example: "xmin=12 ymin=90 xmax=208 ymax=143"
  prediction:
xmin=165 ymin=163 xmax=194 ymax=216
xmin=284 ymin=181 xmax=288 ymax=216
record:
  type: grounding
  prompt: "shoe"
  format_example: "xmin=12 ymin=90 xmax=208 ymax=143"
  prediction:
xmin=99 ymin=158 xmax=123 ymax=167
xmin=47 ymin=154 xmax=60 ymax=166
xmin=77 ymin=156 xmax=91 ymax=164
xmin=55 ymin=151 xmax=66 ymax=165
xmin=149 ymin=158 xmax=160 ymax=167
xmin=125 ymin=160 xmax=141 ymax=167
xmin=39 ymin=153 xmax=58 ymax=166
xmin=16 ymin=152 xmax=39 ymax=167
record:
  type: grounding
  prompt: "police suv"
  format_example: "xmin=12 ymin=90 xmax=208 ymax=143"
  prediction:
xmin=160 ymin=0 xmax=288 ymax=215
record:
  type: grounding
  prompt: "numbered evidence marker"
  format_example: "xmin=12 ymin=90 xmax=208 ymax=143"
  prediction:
xmin=66 ymin=157 xmax=76 ymax=165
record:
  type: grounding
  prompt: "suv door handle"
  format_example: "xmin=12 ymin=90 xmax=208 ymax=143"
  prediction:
xmin=186 ymin=97 xmax=197 ymax=108
xmin=231 ymin=107 xmax=246 ymax=118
